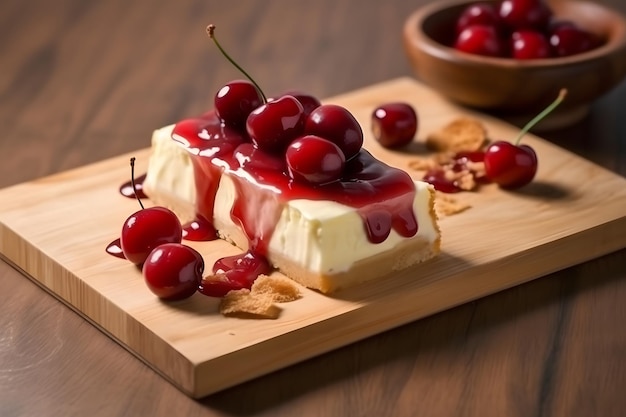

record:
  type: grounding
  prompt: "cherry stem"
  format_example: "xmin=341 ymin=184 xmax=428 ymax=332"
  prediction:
xmin=514 ymin=89 xmax=567 ymax=145
xmin=206 ymin=24 xmax=267 ymax=104
xmin=130 ymin=157 xmax=144 ymax=210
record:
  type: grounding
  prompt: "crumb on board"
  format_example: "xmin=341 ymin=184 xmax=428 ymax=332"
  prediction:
xmin=426 ymin=117 xmax=487 ymax=153
xmin=407 ymin=116 xmax=492 ymax=217
xmin=251 ymin=274 xmax=302 ymax=303
xmin=434 ymin=192 xmax=472 ymax=218
xmin=219 ymin=289 xmax=281 ymax=319
xmin=219 ymin=275 xmax=302 ymax=319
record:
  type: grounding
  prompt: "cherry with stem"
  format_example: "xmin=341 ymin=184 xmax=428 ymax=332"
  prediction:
xmin=512 ymin=89 xmax=567 ymax=145
xmin=207 ymin=24 xmax=267 ymax=104
xmin=120 ymin=157 xmax=183 ymax=265
xmin=484 ymin=89 xmax=567 ymax=189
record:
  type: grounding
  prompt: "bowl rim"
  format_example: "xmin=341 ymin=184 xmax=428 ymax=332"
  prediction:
xmin=404 ymin=0 xmax=626 ymax=69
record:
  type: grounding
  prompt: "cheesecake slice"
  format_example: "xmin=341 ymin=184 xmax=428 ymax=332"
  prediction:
xmin=143 ymin=111 xmax=441 ymax=293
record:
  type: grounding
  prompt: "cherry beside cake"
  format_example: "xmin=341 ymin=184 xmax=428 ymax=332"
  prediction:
xmin=141 ymin=25 xmax=441 ymax=294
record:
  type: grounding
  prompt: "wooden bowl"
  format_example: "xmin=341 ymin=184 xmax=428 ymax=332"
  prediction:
xmin=403 ymin=0 xmax=626 ymax=128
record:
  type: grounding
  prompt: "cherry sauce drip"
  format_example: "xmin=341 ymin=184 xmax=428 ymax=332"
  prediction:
xmin=182 ymin=216 xmax=218 ymax=241
xmin=119 ymin=174 xmax=147 ymax=199
xmin=198 ymin=251 xmax=272 ymax=298
xmin=106 ymin=238 xmax=126 ymax=259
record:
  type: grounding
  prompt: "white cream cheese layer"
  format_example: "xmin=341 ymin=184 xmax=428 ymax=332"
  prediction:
xmin=144 ymin=125 xmax=439 ymax=275
xmin=145 ymin=125 xmax=196 ymax=209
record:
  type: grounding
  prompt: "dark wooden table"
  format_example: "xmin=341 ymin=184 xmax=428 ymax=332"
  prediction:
xmin=1 ymin=1 xmax=625 ymax=416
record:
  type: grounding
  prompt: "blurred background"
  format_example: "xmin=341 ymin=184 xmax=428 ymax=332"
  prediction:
xmin=2 ymin=0 xmax=624 ymax=189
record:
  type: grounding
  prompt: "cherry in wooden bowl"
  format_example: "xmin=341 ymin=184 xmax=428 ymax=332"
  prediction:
xmin=403 ymin=0 xmax=626 ymax=129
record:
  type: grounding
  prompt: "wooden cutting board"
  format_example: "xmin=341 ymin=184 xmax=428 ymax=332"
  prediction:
xmin=1 ymin=78 xmax=625 ymax=398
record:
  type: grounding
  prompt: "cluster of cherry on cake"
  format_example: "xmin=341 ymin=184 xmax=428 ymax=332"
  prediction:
xmin=453 ymin=0 xmax=604 ymax=59
xmin=107 ymin=23 xmax=564 ymax=302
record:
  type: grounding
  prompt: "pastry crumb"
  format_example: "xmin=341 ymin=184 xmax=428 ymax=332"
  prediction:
xmin=435 ymin=192 xmax=472 ymax=217
xmin=219 ymin=289 xmax=281 ymax=319
xmin=251 ymin=274 xmax=301 ymax=302
xmin=219 ymin=274 xmax=302 ymax=319
xmin=426 ymin=117 xmax=487 ymax=153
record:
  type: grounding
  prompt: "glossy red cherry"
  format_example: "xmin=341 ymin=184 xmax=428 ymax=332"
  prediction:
xmin=371 ymin=102 xmax=418 ymax=148
xmin=484 ymin=141 xmax=538 ymax=188
xmin=119 ymin=158 xmax=183 ymax=265
xmin=454 ymin=25 xmax=505 ymax=57
xmin=142 ymin=243 xmax=204 ymax=300
xmin=120 ymin=206 xmax=183 ymax=265
xmin=214 ymin=80 xmax=263 ymax=128
xmin=484 ymin=89 xmax=566 ymax=189
xmin=246 ymin=95 xmax=305 ymax=153
xmin=549 ymin=23 xmax=601 ymax=57
xmin=498 ymin=0 xmax=552 ymax=30
xmin=198 ymin=251 xmax=271 ymax=297
xmin=511 ymin=30 xmax=552 ymax=59
xmin=286 ymin=135 xmax=346 ymax=184
xmin=281 ymin=91 xmax=322 ymax=118
xmin=304 ymin=104 xmax=363 ymax=160
xmin=456 ymin=3 xmax=503 ymax=35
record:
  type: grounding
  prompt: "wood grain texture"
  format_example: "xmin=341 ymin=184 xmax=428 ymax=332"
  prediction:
xmin=1 ymin=0 xmax=625 ymax=415
xmin=1 ymin=77 xmax=625 ymax=398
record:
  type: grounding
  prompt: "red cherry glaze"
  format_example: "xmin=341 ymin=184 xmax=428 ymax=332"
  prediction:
xmin=120 ymin=206 xmax=183 ymax=265
xmin=371 ymin=102 xmax=418 ymax=148
xmin=106 ymin=238 xmax=125 ymax=259
xmin=423 ymin=169 xmax=463 ymax=193
xmin=511 ymin=30 xmax=551 ymax=59
xmin=246 ymin=95 xmax=305 ymax=153
xmin=212 ymin=250 xmax=271 ymax=276
xmin=173 ymin=111 xmax=249 ymax=157
xmin=198 ymin=251 xmax=272 ymax=297
xmin=234 ymin=142 xmax=286 ymax=172
xmin=182 ymin=216 xmax=218 ymax=241
xmin=214 ymin=80 xmax=263 ymax=128
xmin=142 ymin=243 xmax=204 ymax=300
xmin=172 ymin=110 xmax=418 ymax=251
xmin=484 ymin=141 xmax=538 ymax=188
xmin=455 ymin=25 xmax=505 ymax=57
xmin=456 ymin=3 xmax=503 ymax=35
xmin=198 ymin=275 xmax=245 ymax=298
xmin=549 ymin=24 xmax=601 ymax=57
xmin=304 ymin=104 xmax=364 ymax=160
xmin=286 ymin=135 xmax=346 ymax=185
xmin=119 ymin=174 xmax=147 ymax=199
xmin=498 ymin=0 xmax=552 ymax=30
